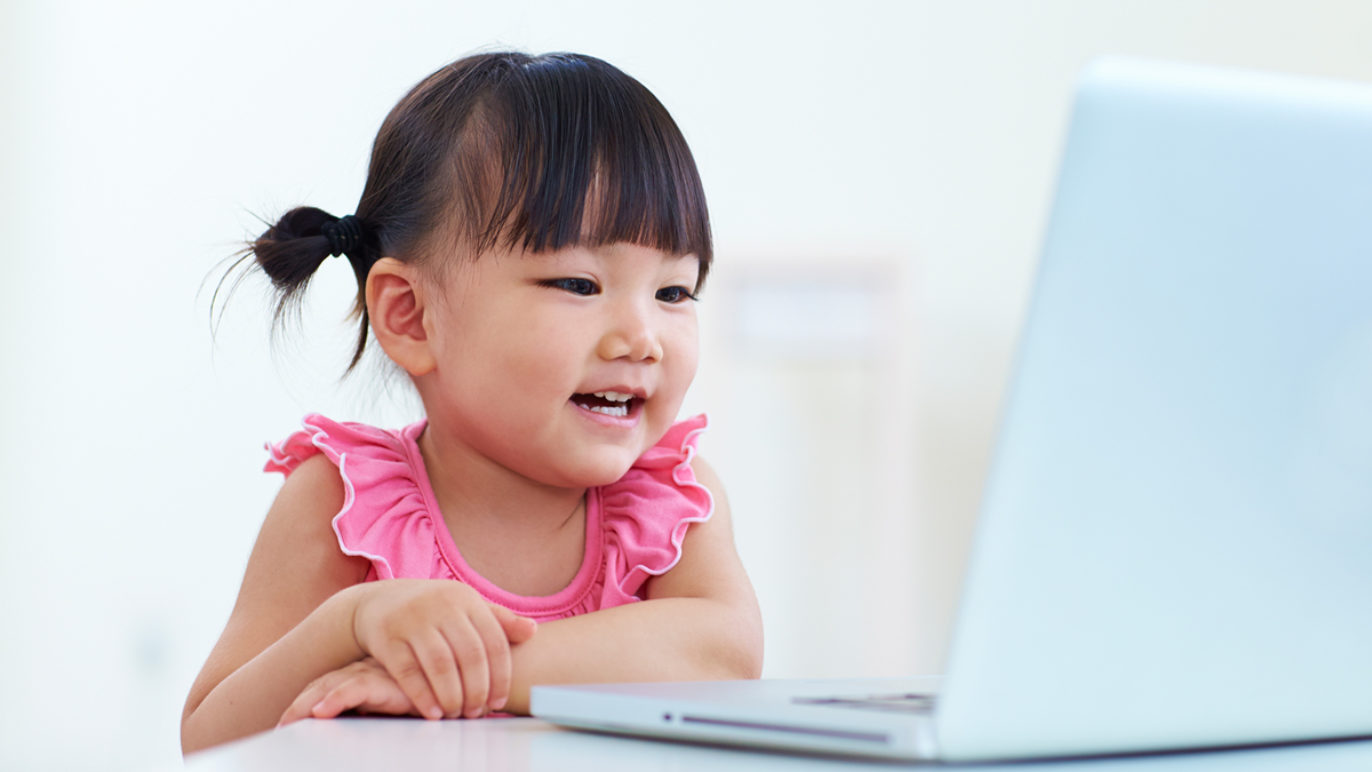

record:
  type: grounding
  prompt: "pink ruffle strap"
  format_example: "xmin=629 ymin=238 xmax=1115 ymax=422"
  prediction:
xmin=597 ymin=414 xmax=714 ymax=602
xmin=263 ymin=413 xmax=714 ymax=618
xmin=264 ymin=414 xmax=434 ymax=581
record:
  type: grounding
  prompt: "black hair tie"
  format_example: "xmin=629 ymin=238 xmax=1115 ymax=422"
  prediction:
xmin=321 ymin=214 xmax=364 ymax=259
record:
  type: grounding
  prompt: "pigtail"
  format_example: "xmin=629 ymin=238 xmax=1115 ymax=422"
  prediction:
xmin=215 ymin=206 xmax=378 ymax=372
xmin=252 ymin=206 xmax=336 ymax=296
xmin=254 ymin=207 xmax=376 ymax=299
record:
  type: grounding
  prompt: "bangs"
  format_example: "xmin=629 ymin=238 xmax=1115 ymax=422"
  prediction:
xmin=452 ymin=54 xmax=713 ymax=284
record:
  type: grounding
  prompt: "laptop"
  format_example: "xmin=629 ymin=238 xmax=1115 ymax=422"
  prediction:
xmin=531 ymin=57 xmax=1372 ymax=762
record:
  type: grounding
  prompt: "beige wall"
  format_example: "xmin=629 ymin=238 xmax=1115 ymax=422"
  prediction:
xmin=4 ymin=1 xmax=1372 ymax=767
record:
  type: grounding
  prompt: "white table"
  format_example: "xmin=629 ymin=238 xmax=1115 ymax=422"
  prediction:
xmin=182 ymin=716 xmax=1372 ymax=771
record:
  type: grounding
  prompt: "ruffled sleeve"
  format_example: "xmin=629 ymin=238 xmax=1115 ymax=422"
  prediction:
xmin=264 ymin=414 xmax=434 ymax=581
xmin=596 ymin=414 xmax=714 ymax=604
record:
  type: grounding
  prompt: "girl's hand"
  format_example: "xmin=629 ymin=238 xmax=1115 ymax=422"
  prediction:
xmin=349 ymin=580 xmax=538 ymax=720
xmin=278 ymin=657 xmax=416 ymax=725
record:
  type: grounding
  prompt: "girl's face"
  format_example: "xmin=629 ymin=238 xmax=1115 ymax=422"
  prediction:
xmin=417 ymin=241 xmax=701 ymax=488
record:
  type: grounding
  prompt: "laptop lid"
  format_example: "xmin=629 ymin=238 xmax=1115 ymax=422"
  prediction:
xmin=936 ymin=58 xmax=1372 ymax=761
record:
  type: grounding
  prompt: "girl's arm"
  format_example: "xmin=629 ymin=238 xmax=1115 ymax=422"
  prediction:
xmin=181 ymin=455 xmax=370 ymax=753
xmin=181 ymin=456 xmax=533 ymax=753
xmin=502 ymin=456 xmax=764 ymax=714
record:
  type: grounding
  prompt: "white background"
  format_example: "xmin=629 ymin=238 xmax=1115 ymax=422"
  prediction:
xmin=4 ymin=1 xmax=1372 ymax=768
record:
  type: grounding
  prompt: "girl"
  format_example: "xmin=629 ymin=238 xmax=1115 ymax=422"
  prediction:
xmin=181 ymin=51 xmax=763 ymax=754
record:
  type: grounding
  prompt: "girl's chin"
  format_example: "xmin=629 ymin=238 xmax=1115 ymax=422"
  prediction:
xmin=545 ymin=443 xmax=647 ymax=488
xmin=573 ymin=457 xmax=641 ymax=487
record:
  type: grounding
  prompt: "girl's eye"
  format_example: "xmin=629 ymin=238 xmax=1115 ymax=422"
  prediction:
xmin=656 ymin=286 xmax=698 ymax=304
xmin=541 ymin=278 xmax=600 ymax=296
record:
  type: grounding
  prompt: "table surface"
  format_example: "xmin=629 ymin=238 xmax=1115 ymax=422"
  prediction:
xmin=179 ymin=716 xmax=1372 ymax=771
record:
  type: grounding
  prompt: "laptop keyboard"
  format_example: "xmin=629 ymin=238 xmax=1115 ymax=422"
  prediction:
xmin=792 ymin=692 xmax=937 ymax=714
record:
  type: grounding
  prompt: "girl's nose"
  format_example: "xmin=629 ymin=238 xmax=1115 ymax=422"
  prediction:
xmin=597 ymin=305 xmax=663 ymax=363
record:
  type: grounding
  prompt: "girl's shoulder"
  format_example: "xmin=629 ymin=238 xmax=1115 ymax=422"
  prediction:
xmin=264 ymin=414 xmax=431 ymax=581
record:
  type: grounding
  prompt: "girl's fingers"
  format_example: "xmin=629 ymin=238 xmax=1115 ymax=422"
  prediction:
xmin=351 ymin=583 xmax=537 ymax=720
xmin=279 ymin=667 xmax=350 ymax=726
xmin=410 ymin=631 xmax=469 ymax=718
xmin=442 ymin=618 xmax=490 ymax=718
xmin=279 ymin=683 xmax=327 ymax=726
xmin=490 ymin=604 xmax=538 ymax=644
xmin=280 ymin=659 xmax=420 ymax=726
xmin=310 ymin=673 xmax=415 ymax=719
xmin=307 ymin=679 xmax=365 ymax=719
xmin=471 ymin=609 xmax=514 ymax=712
xmin=376 ymin=641 xmax=446 ymax=720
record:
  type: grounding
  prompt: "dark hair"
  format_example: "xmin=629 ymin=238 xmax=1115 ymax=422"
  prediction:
xmin=238 ymin=51 xmax=713 ymax=371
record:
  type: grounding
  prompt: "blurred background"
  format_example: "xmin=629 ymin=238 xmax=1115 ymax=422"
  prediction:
xmin=4 ymin=1 xmax=1372 ymax=768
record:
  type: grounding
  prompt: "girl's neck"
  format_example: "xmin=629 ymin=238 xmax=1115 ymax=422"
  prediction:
xmin=414 ymin=421 xmax=586 ymax=534
xmin=415 ymin=421 xmax=590 ymax=597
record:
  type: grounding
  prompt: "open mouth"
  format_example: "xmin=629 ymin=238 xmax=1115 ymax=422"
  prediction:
xmin=571 ymin=390 xmax=642 ymax=419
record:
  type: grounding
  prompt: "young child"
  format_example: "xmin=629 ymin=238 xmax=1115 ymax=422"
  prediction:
xmin=181 ymin=51 xmax=763 ymax=753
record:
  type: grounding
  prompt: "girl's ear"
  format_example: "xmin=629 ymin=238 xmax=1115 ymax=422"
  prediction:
xmin=366 ymin=258 xmax=436 ymax=377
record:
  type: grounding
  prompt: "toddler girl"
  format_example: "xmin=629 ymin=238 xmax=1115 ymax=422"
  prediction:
xmin=181 ymin=51 xmax=763 ymax=754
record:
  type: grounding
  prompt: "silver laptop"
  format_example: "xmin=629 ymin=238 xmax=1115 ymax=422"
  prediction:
xmin=531 ymin=58 xmax=1372 ymax=762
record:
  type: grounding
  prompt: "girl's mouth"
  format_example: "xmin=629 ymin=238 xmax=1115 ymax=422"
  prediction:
xmin=570 ymin=390 xmax=641 ymax=419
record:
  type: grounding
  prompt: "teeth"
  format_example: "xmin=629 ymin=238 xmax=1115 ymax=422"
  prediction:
xmin=593 ymin=391 xmax=634 ymax=403
xmin=575 ymin=390 xmax=635 ymax=418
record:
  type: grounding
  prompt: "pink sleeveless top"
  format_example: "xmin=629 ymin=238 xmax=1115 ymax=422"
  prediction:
xmin=264 ymin=414 xmax=712 ymax=622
